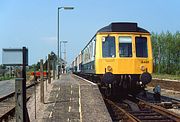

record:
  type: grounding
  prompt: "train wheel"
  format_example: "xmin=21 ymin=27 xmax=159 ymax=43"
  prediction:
xmin=111 ymin=81 xmax=120 ymax=98
xmin=122 ymin=81 xmax=128 ymax=98
xmin=105 ymin=87 xmax=111 ymax=98
xmin=91 ymin=75 xmax=94 ymax=82
xmin=102 ymin=83 xmax=112 ymax=98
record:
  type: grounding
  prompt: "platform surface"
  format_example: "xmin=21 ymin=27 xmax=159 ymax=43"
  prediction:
xmin=41 ymin=74 xmax=112 ymax=122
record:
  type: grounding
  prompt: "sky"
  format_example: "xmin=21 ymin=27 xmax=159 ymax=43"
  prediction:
xmin=0 ymin=0 xmax=180 ymax=65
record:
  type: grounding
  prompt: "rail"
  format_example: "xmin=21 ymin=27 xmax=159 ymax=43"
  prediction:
xmin=0 ymin=82 xmax=37 ymax=121
xmin=137 ymin=98 xmax=180 ymax=121
xmin=104 ymin=97 xmax=180 ymax=122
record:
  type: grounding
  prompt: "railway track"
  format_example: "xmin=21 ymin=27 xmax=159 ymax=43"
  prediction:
xmin=75 ymin=74 xmax=180 ymax=121
xmin=137 ymin=91 xmax=180 ymax=110
xmin=104 ymin=96 xmax=180 ymax=122
xmin=0 ymin=82 xmax=37 ymax=122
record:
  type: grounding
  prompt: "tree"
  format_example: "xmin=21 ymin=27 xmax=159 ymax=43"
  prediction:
xmin=151 ymin=31 xmax=180 ymax=75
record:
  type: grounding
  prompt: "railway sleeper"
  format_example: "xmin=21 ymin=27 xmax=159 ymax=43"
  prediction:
xmin=136 ymin=115 xmax=171 ymax=120
xmin=156 ymin=102 xmax=173 ymax=109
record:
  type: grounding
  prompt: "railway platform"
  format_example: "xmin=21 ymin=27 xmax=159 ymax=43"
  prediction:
xmin=39 ymin=73 xmax=111 ymax=122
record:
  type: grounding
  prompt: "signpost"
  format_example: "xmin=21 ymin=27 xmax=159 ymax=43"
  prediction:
xmin=2 ymin=48 xmax=28 ymax=66
xmin=2 ymin=47 xmax=29 ymax=122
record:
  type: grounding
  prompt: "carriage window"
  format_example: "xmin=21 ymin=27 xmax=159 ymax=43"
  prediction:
xmin=135 ymin=37 xmax=148 ymax=57
xmin=119 ymin=36 xmax=132 ymax=57
xmin=102 ymin=36 xmax=116 ymax=57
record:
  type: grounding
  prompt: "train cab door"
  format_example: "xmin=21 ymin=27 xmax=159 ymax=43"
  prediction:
xmin=118 ymin=36 xmax=134 ymax=74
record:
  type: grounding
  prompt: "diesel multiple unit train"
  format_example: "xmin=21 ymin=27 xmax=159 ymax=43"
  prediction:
xmin=72 ymin=22 xmax=153 ymax=96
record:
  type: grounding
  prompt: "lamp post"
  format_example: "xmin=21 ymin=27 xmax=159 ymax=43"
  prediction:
xmin=57 ymin=6 xmax=74 ymax=78
xmin=60 ymin=41 xmax=68 ymax=73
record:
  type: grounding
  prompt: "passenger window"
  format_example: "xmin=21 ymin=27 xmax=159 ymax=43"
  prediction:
xmin=135 ymin=37 xmax=148 ymax=57
xmin=102 ymin=36 xmax=116 ymax=58
xmin=119 ymin=36 xmax=132 ymax=57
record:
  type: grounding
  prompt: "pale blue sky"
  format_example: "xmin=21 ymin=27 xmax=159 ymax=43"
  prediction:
xmin=0 ymin=0 xmax=180 ymax=65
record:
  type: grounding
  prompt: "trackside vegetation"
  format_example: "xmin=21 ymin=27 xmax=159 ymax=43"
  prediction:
xmin=151 ymin=31 xmax=180 ymax=76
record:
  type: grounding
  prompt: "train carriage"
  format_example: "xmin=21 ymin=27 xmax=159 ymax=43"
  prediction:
xmin=73 ymin=22 xmax=153 ymax=96
xmin=77 ymin=52 xmax=82 ymax=73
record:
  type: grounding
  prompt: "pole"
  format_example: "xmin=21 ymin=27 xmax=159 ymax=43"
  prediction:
xmin=48 ymin=54 xmax=51 ymax=84
xmin=15 ymin=78 xmax=24 ymax=122
xmin=64 ymin=42 xmax=67 ymax=73
xmin=34 ymin=65 xmax=36 ymax=119
xmin=22 ymin=47 xmax=27 ymax=121
xmin=61 ymin=41 xmax=67 ymax=74
xmin=64 ymin=42 xmax=66 ymax=63
xmin=57 ymin=8 xmax=60 ymax=60
xmin=57 ymin=7 xmax=74 ymax=75
xmin=40 ymin=59 xmax=44 ymax=103
xmin=60 ymin=41 xmax=62 ymax=75
xmin=14 ymin=47 xmax=30 ymax=122
xmin=57 ymin=8 xmax=60 ymax=79
xmin=23 ymin=47 xmax=30 ymax=122
xmin=53 ymin=60 xmax=55 ymax=80
xmin=34 ymin=80 xmax=36 ymax=119
xmin=46 ymin=56 xmax=47 ymax=91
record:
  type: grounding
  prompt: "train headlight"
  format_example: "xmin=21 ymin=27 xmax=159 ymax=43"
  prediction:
xmin=140 ymin=65 xmax=146 ymax=71
xmin=107 ymin=65 xmax=112 ymax=72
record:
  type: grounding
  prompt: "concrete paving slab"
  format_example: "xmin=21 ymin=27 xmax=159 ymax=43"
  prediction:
xmin=41 ymin=74 xmax=111 ymax=122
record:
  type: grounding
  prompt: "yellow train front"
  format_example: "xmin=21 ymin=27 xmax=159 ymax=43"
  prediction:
xmin=74 ymin=22 xmax=153 ymax=96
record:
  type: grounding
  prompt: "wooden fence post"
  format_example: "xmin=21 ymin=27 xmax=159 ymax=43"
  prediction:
xmin=48 ymin=54 xmax=51 ymax=84
xmin=40 ymin=59 xmax=44 ymax=103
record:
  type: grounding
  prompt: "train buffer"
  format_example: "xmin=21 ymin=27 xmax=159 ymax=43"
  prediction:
xmin=40 ymin=74 xmax=112 ymax=122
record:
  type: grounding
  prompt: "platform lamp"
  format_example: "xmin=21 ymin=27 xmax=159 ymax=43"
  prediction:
xmin=57 ymin=6 xmax=74 ymax=78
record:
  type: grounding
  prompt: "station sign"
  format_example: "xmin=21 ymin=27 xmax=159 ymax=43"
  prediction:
xmin=2 ymin=48 xmax=28 ymax=66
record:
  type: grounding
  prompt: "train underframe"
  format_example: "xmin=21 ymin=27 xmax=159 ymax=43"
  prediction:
xmin=101 ymin=74 xmax=145 ymax=98
xmin=75 ymin=72 xmax=152 ymax=98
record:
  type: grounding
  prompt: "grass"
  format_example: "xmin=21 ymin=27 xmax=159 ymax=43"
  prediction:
xmin=152 ymin=73 xmax=180 ymax=80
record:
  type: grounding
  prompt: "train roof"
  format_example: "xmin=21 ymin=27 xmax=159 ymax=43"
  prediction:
xmin=97 ymin=22 xmax=149 ymax=33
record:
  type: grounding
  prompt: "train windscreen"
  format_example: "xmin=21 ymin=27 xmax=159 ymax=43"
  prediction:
xmin=119 ymin=36 xmax=132 ymax=57
xmin=135 ymin=37 xmax=148 ymax=57
xmin=102 ymin=36 xmax=116 ymax=58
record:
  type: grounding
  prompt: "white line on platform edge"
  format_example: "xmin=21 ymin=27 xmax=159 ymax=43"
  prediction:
xmin=74 ymin=74 xmax=97 ymax=85
xmin=79 ymin=85 xmax=82 ymax=122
